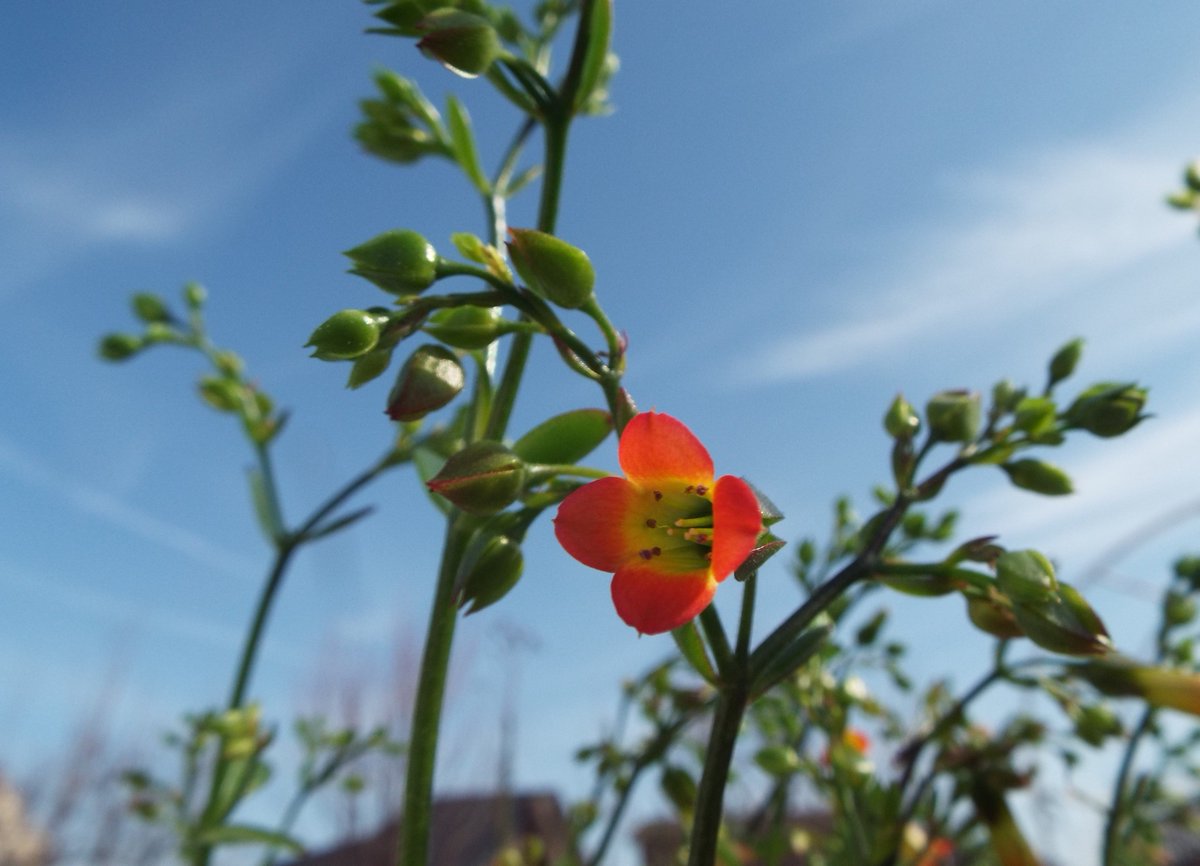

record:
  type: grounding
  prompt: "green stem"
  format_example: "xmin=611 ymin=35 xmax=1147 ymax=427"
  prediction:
xmin=735 ymin=573 xmax=757 ymax=664
xmin=687 ymin=683 xmax=749 ymax=866
xmin=1102 ymin=706 xmax=1155 ymax=866
xmin=397 ymin=518 xmax=471 ymax=866
xmin=699 ymin=606 xmax=734 ymax=681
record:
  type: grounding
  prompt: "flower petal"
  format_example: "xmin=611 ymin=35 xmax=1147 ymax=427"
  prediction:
xmin=618 ymin=412 xmax=713 ymax=486
xmin=554 ymin=476 xmax=640 ymax=571
xmin=709 ymin=475 xmax=763 ymax=582
xmin=611 ymin=562 xmax=716 ymax=635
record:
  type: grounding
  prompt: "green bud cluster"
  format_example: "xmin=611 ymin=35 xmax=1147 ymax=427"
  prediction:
xmin=356 ymin=70 xmax=450 ymax=166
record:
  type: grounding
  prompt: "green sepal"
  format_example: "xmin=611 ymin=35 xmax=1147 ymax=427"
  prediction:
xmin=511 ymin=408 xmax=612 ymax=465
xmin=926 ymin=389 xmax=981 ymax=443
xmin=1011 ymin=583 xmax=1111 ymax=657
xmin=734 ymin=539 xmax=786 ymax=582
xmin=671 ymin=620 xmax=718 ymax=685
xmin=744 ymin=480 xmax=784 ymax=526
xmin=1001 ymin=459 xmax=1073 ymax=496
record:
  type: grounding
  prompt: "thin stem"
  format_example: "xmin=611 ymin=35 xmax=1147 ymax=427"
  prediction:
xmin=687 ymin=684 xmax=749 ymax=866
xmin=397 ymin=517 xmax=472 ymax=866
xmin=699 ymin=606 xmax=734 ymax=681
xmin=228 ymin=546 xmax=297 ymax=710
xmin=735 ymin=573 xmax=757 ymax=665
xmin=1102 ymin=706 xmax=1155 ymax=866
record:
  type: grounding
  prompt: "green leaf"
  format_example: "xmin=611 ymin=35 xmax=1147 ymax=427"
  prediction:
xmin=750 ymin=625 xmax=831 ymax=695
xmin=504 ymin=164 xmax=543 ymax=197
xmin=512 ymin=408 xmax=612 ymax=465
xmin=1001 ymin=459 xmax=1073 ymax=496
xmin=445 ymin=95 xmax=489 ymax=194
xmin=302 ymin=506 xmax=376 ymax=543
xmin=572 ymin=0 xmax=613 ymax=112
xmin=193 ymin=823 xmax=303 ymax=854
xmin=671 ymin=621 xmax=718 ymax=685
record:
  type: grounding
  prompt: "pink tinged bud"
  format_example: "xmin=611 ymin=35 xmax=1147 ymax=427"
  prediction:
xmin=386 ymin=344 xmax=465 ymax=421
xmin=426 ymin=441 xmax=527 ymax=515
xmin=416 ymin=10 xmax=502 ymax=79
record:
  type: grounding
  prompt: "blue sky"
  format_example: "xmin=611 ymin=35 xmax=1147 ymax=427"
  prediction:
xmin=4 ymin=1 xmax=1200 ymax=863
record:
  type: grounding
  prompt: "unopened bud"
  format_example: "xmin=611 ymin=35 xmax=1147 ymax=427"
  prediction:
xmin=1047 ymin=337 xmax=1084 ymax=388
xmin=184 ymin=282 xmax=207 ymax=309
xmin=966 ymin=594 xmax=1025 ymax=639
xmin=416 ymin=10 xmax=502 ymax=78
xmin=386 ymin=344 xmax=465 ymax=421
xmin=306 ymin=310 xmax=382 ymax=360
xmin=427 ymin=441 xmax=526 ymax=515
xmin=344 ymin=230 xmax=438 ymax=295
xmin=98 ymin=333 xmax=144 ymax=362
xmin=131 ymin=292 xmax=172 ymax=324
xmin=457 ymin=533 xmax=524 ymax=614
xmin=996 ymin=550 xmax=1057 ymax=605
xmin=1012 ymin=583 xmax=1111 ymax=657
xmin=1165 ymin=591 xmax=1197 ymax=628
xmin=1175 ymin=556 xmax=1200 ymax=590
xmin=1001 ymin=459 xmax=1073 ymax=496
xmin=884 ymin=394 xmax=920 ymax=439
xmin=992 ymin=379 xmax=1024 ymax=414
xmin=1074 ymin=704 xmax=1121 ymax=746
xmin=1064 ymin=382 xmax=1149 ymax=438
xmin=506 ymin=228 xmax=595 ymax=309
xmin=424 ymin=305 xmax=505 ymax=350
xmin=925 ymin=390 xmax=981 ymax=443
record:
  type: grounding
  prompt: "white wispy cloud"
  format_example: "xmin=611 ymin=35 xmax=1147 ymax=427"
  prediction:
xmin=728 ymin=140 xmax=1193 ymax=385
xmin=0 ymin=432 xmax=257 ymax=580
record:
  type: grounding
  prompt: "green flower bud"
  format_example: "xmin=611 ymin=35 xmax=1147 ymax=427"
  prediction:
xmin=883 ymin=393 xmax=920 ymax=439
xmin=214 ymin=350 xmax=244 ymax=377
xmin=344 ymin=229 xmax=438 ymax=295
xmin=1012 ymin=397 xmax=1056 ymax=436
xmin=131 ymin=292 xmax=172 ymax=324
xmin=506 ymin=227 xmax=595 ymax=309
xmin=1074 ymin=703 xmax=1122 ymax=747
xmin=306 ymin=309 xmax=382 ymax=361
xmin=754 ymin=745 xmax=801 ymax=777
xmin=1165 ymin=591 xmax=1197 ymax=627
xmin=424 ymin=305 xmax=505 ymax=350
xmin=1187 ymin=159 xmax=1200 ymax=194
xmin=184 ymin=282 xmax=207 ymax=309
xmin=966 ymin=595 xmax=1025 ymax=639
xmin=97 ymin=332 xmax=144 ymax=362
xmin=1047 ymin=337 xmax=1084 ymax=388
xmin=416 ymin=10 xmax=502 ymax=78
xmin=1167 ymin=189 xmax=1197 ymax=210
xmin=1064 ymin=382 xmax=1148 ymax=438
xmin=996 ymin=550 xmax=1057 ymax=604
xmin=198 ymin=376 xmax=245 ymax=413
xmin=144 ymin=322 xmax=179 ymax=343
xmin=925 ymin=389 xmax=981 ymax=443
xmin=991 ymin=379 xmax=1025 ymax=415
xmin=427 ymin=440 xmax=526 ymax=515
xmin=457 ymin=534 xmax=524 ymax=614
xmin=1012 ymin=583 xmax=1111 ymax=657
xmin=1174 ymin=556 xmax=1200 ymax=590
xmin=1001 ymin=459 xmax=1073 ymax=496
xmin=386 ymin=344 xmax=465 ymax=421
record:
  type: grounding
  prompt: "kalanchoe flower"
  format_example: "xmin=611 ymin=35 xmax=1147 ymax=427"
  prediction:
xmin=554 ymin=412 xmax=762 ymax=635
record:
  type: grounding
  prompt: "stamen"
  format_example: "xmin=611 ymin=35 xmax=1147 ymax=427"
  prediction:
xmin=695 ymin=484 xmax=708 ymax=496
xmin=653 ymin=490 xmax=663 ymax=501
xmin=638 ymin=549 xmax=653 ymax=560
xmin=645 ymin=518 xmax=657 ymax=528
xmin=674 ymin=516 xmax=715 ymax=529
xmin=685 ymin=485 xmax=695 ymax=494
xmin=684 ymin=529 xmax=711 ymax=544
xmin=652 ymin=546 xmax=662 ymax=556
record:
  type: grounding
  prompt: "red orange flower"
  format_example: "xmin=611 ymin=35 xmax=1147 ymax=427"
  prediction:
xmin=553 ymin=412 xmax=763 ymax=635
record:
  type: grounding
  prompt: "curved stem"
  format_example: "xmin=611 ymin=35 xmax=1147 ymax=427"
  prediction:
xmin=1102 ymin=706 xmax=1155 ymax=866
xmin=397 ymin=517 xmax=472 ymax=866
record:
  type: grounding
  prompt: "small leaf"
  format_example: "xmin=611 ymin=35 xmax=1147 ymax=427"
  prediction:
xmin=302 ymin=506 xmax=376 ymax=543
xmin=734 ymin=539 xmax=786 ymax=582
xmin=445 ymin=95 xmax=489 ymax=194
xmin=572 ymin=0 xmax=613 ymax=112
xmin=193 ymin=824 xmax=303 ymax=854
xmin=671 ymin=621 xmax=718 ymax=685
xmin=512 ymin=408 xmax=612 ymax=465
